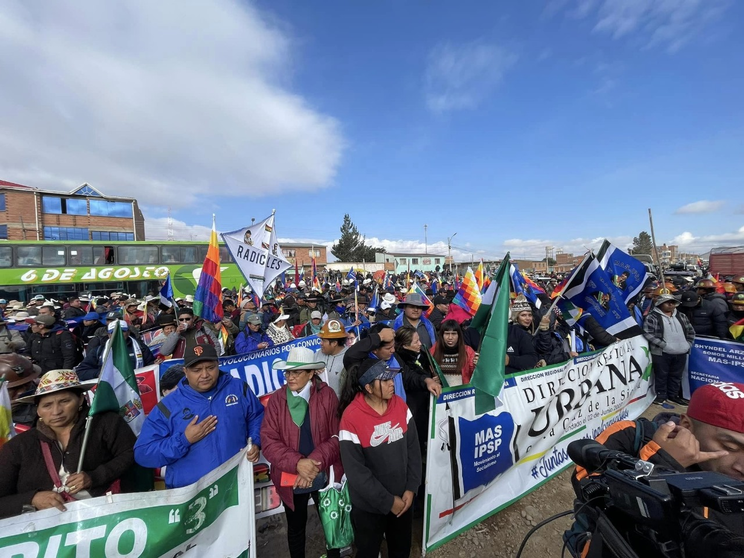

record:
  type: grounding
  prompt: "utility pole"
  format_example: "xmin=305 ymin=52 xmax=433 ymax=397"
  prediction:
xmin=424 ymin=224 xmax=428 ymax=254
xmin=447 ymin=232 xmax=457 ymax=273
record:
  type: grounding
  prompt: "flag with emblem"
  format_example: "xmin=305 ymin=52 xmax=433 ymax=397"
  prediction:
xmin=89 ymin=321 xmax=144 ymax=435
xmin=470 ymin=256 xmax=510 ymax=414
xmin=0 ymin=380 xmax=14 ymax=447
xmin=194 ymin=215 xmax=224 ymax=322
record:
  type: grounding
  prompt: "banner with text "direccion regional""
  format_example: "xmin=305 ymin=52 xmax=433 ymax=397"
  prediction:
xmin=0 ymin=448 xmax=255 ymax=558
xmin=423 ymin=336 xmax=654 ymax=553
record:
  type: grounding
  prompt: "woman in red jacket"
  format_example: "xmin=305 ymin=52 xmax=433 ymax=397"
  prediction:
xmin=260 ymin=346 xmax=342 ymax=558
xmin=430 ymin=319 xmax=478 ymax=386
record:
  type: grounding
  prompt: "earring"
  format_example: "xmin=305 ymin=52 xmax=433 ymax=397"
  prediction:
xmin=78 ymin=406 xmax=83 ymax=411
xmin=38 ymin=417 xmax=43 ymax=422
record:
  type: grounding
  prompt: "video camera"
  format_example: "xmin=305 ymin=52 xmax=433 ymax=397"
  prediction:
xmin=565 ymin=439 xmax=744 ymax=558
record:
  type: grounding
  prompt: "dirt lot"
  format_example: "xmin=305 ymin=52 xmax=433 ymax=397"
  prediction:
xmin=257 ymin=403 xmax=674 ymax=557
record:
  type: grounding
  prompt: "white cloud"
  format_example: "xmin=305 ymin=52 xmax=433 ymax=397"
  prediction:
xmin=549 ymin=0 xmax=732 ymax=52
xmin=146 ymin=216 xmax=213 ymax=241
xmin=424 ymin=41 xmax=517 ymax=113
xmin=0 ymin=0 xmax=344 ymax=207
xmin=674 ymin=200 xmax=726 ymax=214
xmin=672 ymin=226 xmax=744 ymax=253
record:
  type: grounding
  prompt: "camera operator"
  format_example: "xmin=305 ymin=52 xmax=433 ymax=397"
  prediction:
xmin=570 ymin=381 xmax=744 ymax=555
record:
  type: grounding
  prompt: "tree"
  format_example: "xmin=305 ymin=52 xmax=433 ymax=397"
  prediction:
xmin=542 ymin=257 xmax=556 ymax=266
xmin=630 ymin=231 xmax=654 ymax=255
xmin=331 ymin=214 xmax=385 ymax=262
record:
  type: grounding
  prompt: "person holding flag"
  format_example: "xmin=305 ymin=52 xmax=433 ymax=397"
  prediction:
xmin=0 ymin=369 xmax=136 ymax=518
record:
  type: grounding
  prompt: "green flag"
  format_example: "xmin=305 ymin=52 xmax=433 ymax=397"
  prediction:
xmin=89 ymin=321 xmax=144 ymax=435
xmin=470 ymin=255 xmax=510 ymax=415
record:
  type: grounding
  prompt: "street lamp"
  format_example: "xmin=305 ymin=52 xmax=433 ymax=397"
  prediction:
xmin=447 ymin=232 xmax=457 ymax=273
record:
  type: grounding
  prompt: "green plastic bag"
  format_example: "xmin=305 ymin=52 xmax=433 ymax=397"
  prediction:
xmin=317 ymin=467 xmax=354 ymax=549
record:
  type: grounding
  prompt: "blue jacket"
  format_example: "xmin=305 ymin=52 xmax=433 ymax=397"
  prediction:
xmin=234 ymin=330 xmax=274 ymax=354
xmin=393 ymin=313 xmax=436 ymax=349
xmin=134 ymin=372 xmax=264 ymax=488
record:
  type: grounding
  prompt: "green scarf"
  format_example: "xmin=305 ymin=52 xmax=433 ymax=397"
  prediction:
xmin=287 ymin=386 xmax=309 ymax=427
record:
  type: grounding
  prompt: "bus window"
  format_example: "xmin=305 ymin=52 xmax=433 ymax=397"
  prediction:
xmin=118 ymin=246 xmax=158 ymax=265
xmin=182 ymin=246 xmax=198 ymax=264
xmin=42 ymin=246 xmax=66 ymax=266
xmin=197 ymin=246 xmax=208 ymax=263
xmin=161 ymin=246 xmax=181 ymax=264
xmin=17 ymin=246 xmax=41 ymax=266
xmin=68 ymin=246 xmax=94 ymax=265
xmin=219 ymin=246 xmax=232 ymax=263
xmin=0 ymin=247 xmax=11 ymax=267
xmin=92 ymin=246 xmax=115 ymax=265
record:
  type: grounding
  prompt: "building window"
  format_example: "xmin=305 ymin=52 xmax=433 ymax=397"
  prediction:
xmin=285 ymin=249 xmax=296 ymax=258
xmin=435 ymin=258 xmax=441 ymax=264
xmin=399 ymin=258 xmax=407 ymax=264
xmin=43 ymin=226 xmax=84 ymax=240
xmin=310 ymin=249 xmax=321 ymax=257
xmin=91 ymin=231 xmax=134 ymax=241
xmin=0 ymin=246 xmax=11 ymax=267
xmin=66 ymin=198 xmax=88 ymax=215
xmin=0 ymin=224 xmax=7 ymax=239
xmin=89 ymin=200 xmax=132 ymax=218
xmin=73 ymin=184 xmax=101 ymax=197
xmin=0 ymin=193 xmax=5 ymax=211
xmin=412 ymin=258 xmax=419 ymax=265
xmin=42 ymin=196 xmax=62 ymax=214
xmin=44 ymin=226 xmax=89 ymax=241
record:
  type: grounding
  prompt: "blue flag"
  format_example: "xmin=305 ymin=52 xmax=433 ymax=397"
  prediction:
xmin=509 ymin=263 xmax=542 ymax=309
xmin=369 ymin=286 xmax=379 ymax=311
xmin=159 ymin=274 xmax=174 ymax=308
xmin=347 ymin=267 xmax=358 ymax=289
xmin=596 ymin=240 xmax=649 ymax=305
xmin=562 ymin=255 xmax=640 ymax=337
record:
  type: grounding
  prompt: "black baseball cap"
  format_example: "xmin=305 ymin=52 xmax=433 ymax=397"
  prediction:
xmin=183 ymin=344 xmax=219 ymax=368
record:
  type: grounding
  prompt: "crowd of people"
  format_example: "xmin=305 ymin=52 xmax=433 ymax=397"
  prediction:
xmin=0 ymin=267 xmax=743 ymax=556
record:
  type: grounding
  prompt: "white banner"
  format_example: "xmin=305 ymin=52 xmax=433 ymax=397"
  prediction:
xmin=221 ymin=213 xmax=291 ymax=300
xmin=423 ymin=336 xmax=654 ymax=553
xmin=0 ymin=449 xmax=256 ymax=558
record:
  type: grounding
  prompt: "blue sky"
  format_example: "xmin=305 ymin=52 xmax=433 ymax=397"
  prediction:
xmin=1 ymin=0 xmax=742 ymax=260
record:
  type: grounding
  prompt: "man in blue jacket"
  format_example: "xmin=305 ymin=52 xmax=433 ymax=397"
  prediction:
xmin=134 ymin=344 xmax=264 ymax=488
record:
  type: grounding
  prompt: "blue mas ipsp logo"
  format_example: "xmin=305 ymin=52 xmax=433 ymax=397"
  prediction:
xmin=457 ymin=412 xmax=515 ymax=494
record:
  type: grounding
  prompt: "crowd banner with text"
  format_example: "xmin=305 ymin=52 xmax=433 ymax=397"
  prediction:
xmin=422 ymin=336 xmax=654 ymax=553
xmin=686 ymin=337 xmax=744 ymax=396
xmin=0 ymin=448 xmax=256 ymax=558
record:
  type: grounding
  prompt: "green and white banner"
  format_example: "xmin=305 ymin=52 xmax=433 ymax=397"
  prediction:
xmin=0 ymin=449 xmax=255 ymax=558
xmin=423 ymin=336 xmax=654 ymax=553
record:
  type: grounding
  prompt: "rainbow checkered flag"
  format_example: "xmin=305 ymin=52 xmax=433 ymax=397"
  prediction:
xmin=193 ymin=215 xmax=224 ymax=322
xmin=452 ymin=267 xmax=482 ymax=316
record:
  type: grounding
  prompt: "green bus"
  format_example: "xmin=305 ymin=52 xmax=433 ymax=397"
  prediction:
xmin=0 ymin=241 xmax=246 ymax=302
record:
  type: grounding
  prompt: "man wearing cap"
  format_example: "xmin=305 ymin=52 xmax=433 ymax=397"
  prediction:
xmin=572 ymin=381 xmax=744 ymax=541
xmin=234 ymin=314 xmax=274 ymax=353
xmin=72 ymin=312 xmax=104 ymax=347
xmin=314 ymin=319 xmax=349 ymax=396
xmin=299 ymin=310 xmax=324 ymax=338
xmin=159 ymin=308 xmax=220 ymax=359
xmin=393 ymin=293 xmax=436 ymax=349
xmin=677 ymin=291 xmax=729 ymax=339
xmin=75 ymin=320 xmax=155 ymax=381
xmin=429 ymin=295 xmax=451 ymax=330
xmin=62 ymin=297 xmax=86 ymax=320
xmin=643 ymin=292 xmax=696 ymax=408
xmin=238 ymin=297 xmax=262 ymax=332
xmin=28 ymin=315 xmax=77 ymax=373
xmin=0 ymin=315 xmax=26 ymax=354
xmin=134 ymin=344 xmax=264 ymax=488
xmin=377 ymin=293 xmax=398 ymax=322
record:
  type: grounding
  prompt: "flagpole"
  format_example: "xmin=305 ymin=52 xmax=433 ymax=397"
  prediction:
xmin=77 ymin=321 xmax=117 ymax=473
xmin=647 ymin=208 xmax=666 ymax=288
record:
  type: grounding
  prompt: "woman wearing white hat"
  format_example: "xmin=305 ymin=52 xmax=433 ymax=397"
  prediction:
xmin=267 ymin=312 xmax=295 ymax=345
xmin=0 ymin=370 xmax=137 ymax=518
xmin=261 ymin=347 xmax=342 ymax=558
